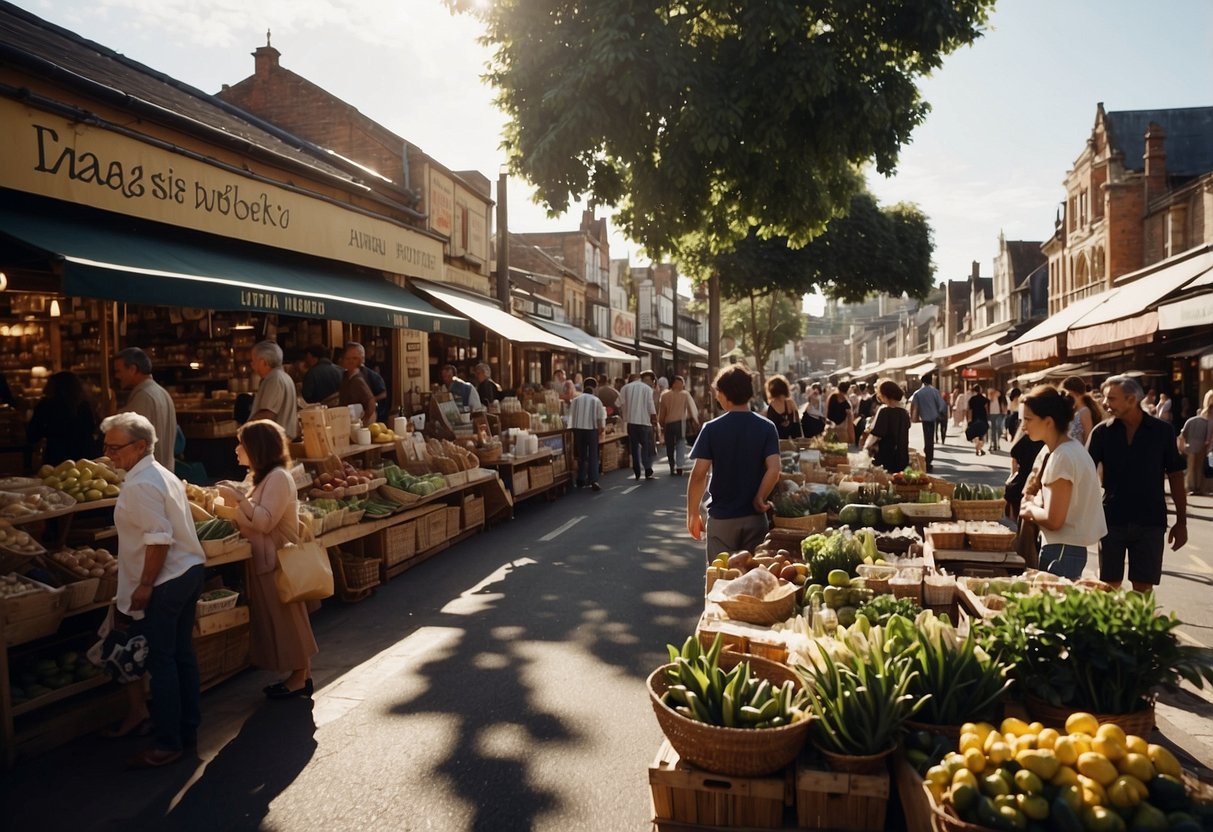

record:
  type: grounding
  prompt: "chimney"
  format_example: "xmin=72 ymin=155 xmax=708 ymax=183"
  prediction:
xmin=971 ymin=261 xmax=980 ymax=279
xmin=1144 ymin=122 xmax=1167 ymax=203
xmin=253 ymin=30 xmax=280 ymax=77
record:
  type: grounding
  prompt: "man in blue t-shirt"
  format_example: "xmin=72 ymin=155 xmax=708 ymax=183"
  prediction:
xmin=686 ymin=365 xmax=781 ymax=563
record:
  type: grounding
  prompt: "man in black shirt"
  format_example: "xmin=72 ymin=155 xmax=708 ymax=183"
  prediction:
xmin=1087 ymin=375 xmax=1187 ymax=591
xmin=965 ymin=384 xmax=990 ymax=456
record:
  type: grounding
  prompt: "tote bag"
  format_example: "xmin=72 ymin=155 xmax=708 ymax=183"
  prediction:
xmin=274 ymin=525 xmax=334 ymax=604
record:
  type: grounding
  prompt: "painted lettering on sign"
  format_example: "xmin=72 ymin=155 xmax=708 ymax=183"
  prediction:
xmin=34 ymin=124 xmax=145 ymax=199
xmin=349 ymin=229 xmax=386 ymax=255
xmin=239 ymin=290 xmax=326 ymax=316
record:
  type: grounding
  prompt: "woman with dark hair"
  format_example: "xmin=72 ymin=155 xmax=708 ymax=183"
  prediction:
xmin=764 ymin=374 xmax=801 ymax=439
xmin=1060 ymin=376 xmax=1103 ymax=445
xmin=965 ymin=384 xmax=990 ymax=455
xmin=218 ymin=420 xmax=317 ymax=699
xmin=826 ymin=381 xmax=855 ymax=445
xmin=863 ymin=378 xmax=911 ymax=473
xmin=1018 ymin=386 xmax=1106 ymax=579
xmin=27 ymin=371 xmax=99 ymax=466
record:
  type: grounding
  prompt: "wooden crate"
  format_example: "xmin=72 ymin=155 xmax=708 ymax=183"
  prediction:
xmin=795 ymin=757 xmax=889 ymax=831
xmin=894 ymin=754 xmax=935 ymax=832
xmin=531 ymin=462 xmax=554 ymax=489
xmin=193 ymin=604 xmax=250 ymax=637
xmin=220 ymin=623 xmax=251 ymax=675
xmin=601 ymin=442 xmax=621 ymax=472
xmin=650 ymin=741 xmax=791 ymax=830
xmin=695 ymin=611 xmax=790 ymax=666
xmin=445 ymin=506 xmax=462 ymax=540
xmin=512 ymin=468 xmax=531 ymax=496
xmin=462 ymin=494 xmax=485 ymax=528
xmin=416 ymin=507 xmax=448 ymax=551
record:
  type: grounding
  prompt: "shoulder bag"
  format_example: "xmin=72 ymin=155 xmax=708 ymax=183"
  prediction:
xmin=1013 ymin=450 xmax=1050 ymax=570
xmin=274 ymin=522 xmax=334 ymax=604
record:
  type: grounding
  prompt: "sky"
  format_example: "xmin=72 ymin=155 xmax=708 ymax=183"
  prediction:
xmin=15 ymin=0 xmax=1213 ymax=299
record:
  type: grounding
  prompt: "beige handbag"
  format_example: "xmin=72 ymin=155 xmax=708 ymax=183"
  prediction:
xmin=274 ymin=524 xmax=334 ymax=604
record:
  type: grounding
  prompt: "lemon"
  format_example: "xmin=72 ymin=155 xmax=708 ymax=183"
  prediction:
xmin=983 ymin=730 xmax=1006 ymax=753
xmin=1054 ymin=736 xmax=1079 ymax=766
xmin=1078 ymin=774 xmax=1107 ymax=807
xmin=959 ymin=732 xmax=983 ymax=754
xmin=963 ymin=746 xmax=987 ymax=774
xmin=1013 ymin=769 xmax=1044 ymax=795
xmin=1065 ymin=712 xmax=1099 ymax=735
xmin=1124 ymin=735 xmax=1148 ymax=755
xmin=1096 ymin=723 xmax=1127 ymax=745
xmin=1001 ymin=717 xmax=1032 ymax=737
xmin=1015 ymin=748 xmax=1060 ymax=780
xmin=1116 ymin=752 xmax=1154 ymax=782
xmin=1078 ymin=752 xmax=1119 ymax=786
xmin=1147 ymin=744 xmax=1183 ymax=779
xmin=1070 ymin=732 xmax=1094 ymax=755
xmin=988 ymin=742 xmax=1013 ymax=766
xmin=1036 ymin=727 xmax=1060 ymax=750
xmin=1051 ymin=765 xmax=1079 ymax=787
xmin=926 ymin=765 xmax=951 ymax=788
xmin=1093 ymin=735 xmax=1127 ymax=762
xmin=1016 ymin=793 xmax=1049 ymax=821
xmin=953 ymin=768 xmax=979 ymax=790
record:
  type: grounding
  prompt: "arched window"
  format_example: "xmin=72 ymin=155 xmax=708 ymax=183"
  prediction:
xmin=1074 ymin=253 xmax=1090 ymax=288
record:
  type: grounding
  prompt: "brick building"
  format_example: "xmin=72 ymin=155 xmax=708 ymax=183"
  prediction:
xmin=1043 ymin=103 xmax=1213 ymax=313
xmin=508 ymin=210 xmax=610 ymax=334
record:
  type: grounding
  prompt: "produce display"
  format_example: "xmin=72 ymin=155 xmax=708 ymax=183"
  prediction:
xmin=0 ymin=523 xmax=45 ymax=555
xmin=0 ymin=572 xmax=48 ymax=599
xmin=195 ymin=517 xmax=237 ymax=541
xmin=0 ymin=487 xmax=76 ymax=519
xmin=660 ymin=635 xmax=807 ymax=729
xmin=771 ymin=482 xmax=845 ymax=518
xmin=311 ymin=460 xmax=378 ymax=496
xmin=708 ymin=548 xmax=808 ymax=587
xmin=36 ymin=458 xmax=123 ymax=503
xmin=350 ymin=494 xmax=401 ymax=519
xmin=9 ymin=649 xmax=103 ymax=706
xmin=383 ymin=463 xmax=448 ymax=497
xmin=800 ymin=529 xmax=877 ymax=584
xmin=367 ymin=421 xmax=400 ymax=443
xmin=48 ymin=547 xmax=117 ymax=578
xmin=954 ymin=483 xmax=1006 ymax=501
xmin=802 ymin=568 xmax=873 ymax=628
xmin=891 ymin=468 xmax=930 ymax=486
xmin=929 ymin=715 xmax=1203 ymax=832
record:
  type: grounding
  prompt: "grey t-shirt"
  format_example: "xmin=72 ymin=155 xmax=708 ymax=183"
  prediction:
xmin=251 ymin=367 xmax=299 ymax=439
xmin=125 ymin=378 xmax=177 ymax=471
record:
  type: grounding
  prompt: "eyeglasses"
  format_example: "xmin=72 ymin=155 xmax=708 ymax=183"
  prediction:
xmin=102 ymin=441 xmax=136 ymax=454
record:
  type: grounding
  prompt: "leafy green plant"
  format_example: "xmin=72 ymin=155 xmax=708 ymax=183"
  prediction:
xmin=906 ymin=613 xmax=1012 ymax=725
xmin=794 ymin=625 xmax=926 ymax=756
xmin=979 ymin=589 xmax=1213 ymax=714
xmin=857 ymin=594 xmax=922 ymax=627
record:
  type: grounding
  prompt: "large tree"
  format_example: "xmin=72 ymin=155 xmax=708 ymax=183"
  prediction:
xmin=720 ymin=291 xmax=806 ymax=396
xmin=452 ymin=0 xmax=994 ymax=257
xmin=706 ymin=192 xmax=936 ymax=304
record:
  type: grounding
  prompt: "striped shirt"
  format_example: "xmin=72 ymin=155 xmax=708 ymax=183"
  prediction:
xmin=568 ymin=391 xmax=606 ymax=431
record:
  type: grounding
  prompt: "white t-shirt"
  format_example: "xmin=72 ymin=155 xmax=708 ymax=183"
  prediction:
xmin=1035 ymin=440 xmax=1107 ymax=547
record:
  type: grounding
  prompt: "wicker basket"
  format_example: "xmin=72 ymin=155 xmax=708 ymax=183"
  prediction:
xmin=197 ymin=588 xmax=239 ymax=617
xmin=714 ymin=582 xmax=799 ymax=626
xmin=93 ymin=571 xmax=118 ymax=604
xmin=966 ymin=530 xmax=1016 ymax=552
xmin=772 ymin=512 xmax=828 ymax=532
xmin=648 ymin=652 xmax=811 ymax=776
xmin=856 ymin=564 xmax=898 ymax=595
xmin=923 ymin=574 xmax=956 ymax=606
xmin=339 ymin=552 xmax=381 ymax=592
xmin=952 ymin=500 xmax=1005 ymax=521
xmin=925 ymin=528 xmax=965 ymax=550
xmin=1024 ymin=693 xmax=1155 ymax=737
xmin=889 ymin=575 xmax=923 ymax=604
xmin=474 ymin=444 xmax=502 ymax=463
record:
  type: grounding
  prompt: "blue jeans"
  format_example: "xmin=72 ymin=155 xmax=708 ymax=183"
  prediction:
xmin=573 ymin=428 xmax=599 ymax=486
xmin=627 ymin=424 xmax=655 ymax=476
xmin=143 ymin=563 xmax=205 ymax=752
xmin=989 ymin=414 xmax=1006 ymax=449
xmin=1039 ymin=543 xmax=1087 ymax=579
xmin=663 ymin=422 xmax=688 ymax=473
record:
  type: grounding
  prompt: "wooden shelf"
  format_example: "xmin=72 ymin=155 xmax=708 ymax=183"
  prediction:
xmin=11 ymin=673 xmax=111 ymax=718
xmin=6 ymin=499 xmax=117 ymax=526
xmin=205 ymin=543 xmax=252 ymax=567
xmin=294 ymin=442 xmax=396 ymax=464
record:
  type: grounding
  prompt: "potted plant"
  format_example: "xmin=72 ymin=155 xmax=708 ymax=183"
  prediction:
xmin=979 ymin=589 xmax=1213 ymax=735
xmin=903 ymin=611 xmax=1014 ymax=740
xmin=794 ymin=622 xmax=926 ymax=773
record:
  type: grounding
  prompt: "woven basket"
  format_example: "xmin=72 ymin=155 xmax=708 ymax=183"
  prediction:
xmin=1024 ymin=694 xmax=1155 ymax=737
xmin=197 ymin=589 xmax=239 ymax=617
xmin=967 ymin=530 xmax=1016 ymax=552
xmin=339 ymin=553 xmax=381 ymax=592
xmin=952 ymin=500 xmax=1005 ymax=521
xmin=925 ymin=530 xmax=965 ymax=550
xmin=648 ymin=652 xmax=811 ymax=776
xmin=856 ymin=564 xmax=898 ymax=596
xmin=714 ymin=582 xmax=799 ymax=626
xmin=474 ymin=445 xmax=502 ymax=463
xmin=923 ymin=576 xmax=956 ymax=606
xmin=933 ymin=801 xmax=995 ymax=832
xmin=772 ymin=512 xmax=828 ymax=532
xmin=890 ymin=577 xmax=923 ymax=604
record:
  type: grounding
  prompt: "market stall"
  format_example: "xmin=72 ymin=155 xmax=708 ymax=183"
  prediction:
xmin=644 ymin=445 xmax=1213 ymax=831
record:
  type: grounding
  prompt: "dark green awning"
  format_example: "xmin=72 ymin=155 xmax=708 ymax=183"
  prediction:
xmin=0 ymin=202 xmax=468 ymax=337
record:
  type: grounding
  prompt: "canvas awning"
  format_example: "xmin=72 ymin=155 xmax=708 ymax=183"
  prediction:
xmin=930 ymin=332 xmax=1005 ymax=364
xmin=1067 ymin=248 xmax=1213 ymax=355
xmin=1008 ymin=292 xmax=1115 ymax=365
xmin=526 ymin=317 xmax=636 ymax=361
xmin=0 ymin=200 xmax=469 ymax=335
xmin=952 ymin=339 xmax=1012 ymax=370
xmin=411 ymin=280 xmax=577 ymax=351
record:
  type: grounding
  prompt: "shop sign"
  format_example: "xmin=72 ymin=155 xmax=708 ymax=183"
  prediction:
xmin=0 ymin=98 xmax=444 ymax=281
xmin=611 ymin=310 xmax=635 ymax=339
xmin=1158 ymin=293 xmax=1213 ymax=331
xmin=466 ymin=202 xmax=488 ymax=264
xmin=428 ymin=170 xmax=454 ymax=238
xmin=512 ymin=295 xmax=536 ymax=315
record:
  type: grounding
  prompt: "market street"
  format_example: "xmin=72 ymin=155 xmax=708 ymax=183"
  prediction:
xmin=5 ymin=447 xmax=1213 ymax=832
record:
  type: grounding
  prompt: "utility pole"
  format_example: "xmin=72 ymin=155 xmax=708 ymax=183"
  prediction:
xmin=708 ymin=271 xmax=720 ymax=414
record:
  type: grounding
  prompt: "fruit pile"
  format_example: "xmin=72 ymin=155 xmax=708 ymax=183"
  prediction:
xmin=38 ymin=458 xmax=123 ymax=502
xmin=0 ymin=572 xmax=49 ymax=599
xmin=929 ymin=713 xmax=1202 ymax=832
xmin=368 ymin=422 xmax=399 ymax=443
xmin=708 ymin=549 xmax=808 ymax=586
xmin=313 ymin=461 xmax=377 ymax=494
xmin=954 ymin=482 xmax=1006 ymax=501
xmin=383 ymin=464 xmax=447 ymax=497
xmin=802 ymin=569 xmax=874 ymax=628
xmin=10 ymin=650 xmax=103 ymax=705
xmin=49 ymin=547 xmax=117 ymax=579
xmin=0 ymin=522 xmax=44 ymax=555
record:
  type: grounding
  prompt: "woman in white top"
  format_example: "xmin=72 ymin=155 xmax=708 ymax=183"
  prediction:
xmin=1019 ymin=386 xmax=1107 ymax=579
xmin=951 ymin=386 xmax=969 ymax=429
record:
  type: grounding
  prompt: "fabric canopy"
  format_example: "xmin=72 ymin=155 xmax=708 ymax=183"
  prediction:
xmin=952 ymin=339 xmax=1011 ymax=370
xmin=1008 ymin=292 xmax=1114 ymax=364
xmin=411 ymin=280 xmax=578 ymax=351
xmin=526 ymin=317 xmax=635 ymax=361
xmin=0 ymin=202 xmax=468 ymax=336
xmin=930 ymin=332 xmax=1005 ymax=363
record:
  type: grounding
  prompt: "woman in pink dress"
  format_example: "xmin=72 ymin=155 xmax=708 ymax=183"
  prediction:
xmin=218 ymin=420 xmax=317 ymax=700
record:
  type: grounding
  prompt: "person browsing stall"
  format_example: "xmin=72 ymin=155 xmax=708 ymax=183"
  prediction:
xmin=338 ymin=343 xmax=378 ymax=428
xmin=864 ymin=378 xmax=911 ymax=474
xmin=102 ymin=412 xmax=205 ymax=768
xmin=686 ymin=365 xmax=780 ymax=563
xmin=658 ymin=375 xmax=700 ymax=476
xmin=218 ymin=421 xmax=318 ymax=699
xmin=113 ymin=347 xmax=177 ymax=471
xmin=248 ymin=340 xmax=299 ymax=440
xmin=568 ymin=378 xmax=607 ymax=491
xmin=620 ymin=370 xmax=659 ymax=480
xmin=301 ymin=344 xmax=343 ymax=405
xmin=440 ymin=364 xmax=483 ymax=411
xmin=1018 ymin=386 xmax=1106 ymax=579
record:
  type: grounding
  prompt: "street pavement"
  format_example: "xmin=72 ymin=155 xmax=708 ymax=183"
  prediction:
xmin=5 ymin=434 xmax=1213 ymax=830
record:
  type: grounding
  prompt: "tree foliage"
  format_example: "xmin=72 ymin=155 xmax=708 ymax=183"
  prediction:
xmin=699 ymin=192 xmax=935 ymax=305
xmin=721 ymin=291 xmax=806 ymax=394
xmin=452 ymin=0 xmax=994 ymax=258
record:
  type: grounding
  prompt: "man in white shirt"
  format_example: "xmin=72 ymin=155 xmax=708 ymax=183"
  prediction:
xmin=113 ymin=347 xmax=177 ymax=471
xmin=249 ymin=340 xmax=299 ymax=439
xmin=569 ymin=377 xmax=607 ymax=491
xmin=101 ymin=411 xmax=205 ymax=769
xmin=620 ymin=370 xmax=659 ymax=480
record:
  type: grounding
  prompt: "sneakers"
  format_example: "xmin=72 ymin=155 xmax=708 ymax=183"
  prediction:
xmin=591 ymin=483 xmax=601 ymax=492
xmin=645 ymin=470 xmax=655 ymax=480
